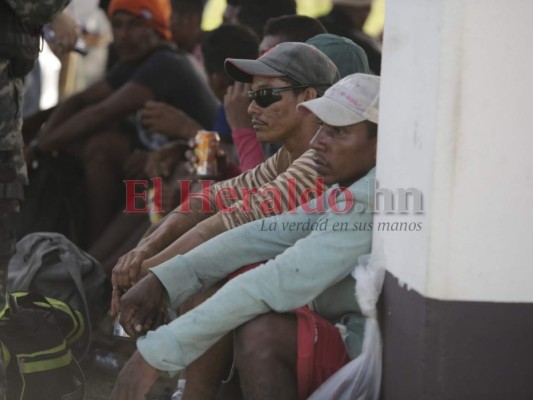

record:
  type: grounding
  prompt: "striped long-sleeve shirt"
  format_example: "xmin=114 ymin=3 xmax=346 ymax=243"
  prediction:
xmin=175 ymin=147 xmax=325 ymax=240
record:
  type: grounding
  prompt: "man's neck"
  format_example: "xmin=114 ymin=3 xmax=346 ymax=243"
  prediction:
xmin=282 ymin=118 xmax=318 ymax=161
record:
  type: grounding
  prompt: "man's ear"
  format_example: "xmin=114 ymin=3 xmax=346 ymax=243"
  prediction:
xmin=302 ymin=87 xmax=319 ymax=102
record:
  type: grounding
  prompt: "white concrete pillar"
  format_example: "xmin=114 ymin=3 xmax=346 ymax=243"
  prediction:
xmin=375 ymin=0 xmax=533 ymax=398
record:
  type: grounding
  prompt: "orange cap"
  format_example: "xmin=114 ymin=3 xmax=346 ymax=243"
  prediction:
xmin=108 ymin=0 xmax=172 ymax=40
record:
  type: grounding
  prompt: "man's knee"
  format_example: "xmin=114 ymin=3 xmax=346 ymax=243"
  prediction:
xmin=83 ymin=133 xmax=113 ymax=164
xmin=234 ymin=312 xmax=296 ymax=366
xmin=82 ymin=128 xmax=129 ymax=165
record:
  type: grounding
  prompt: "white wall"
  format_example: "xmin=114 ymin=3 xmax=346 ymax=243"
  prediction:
xmin=375 ymin=0 xmax=533 ymax=302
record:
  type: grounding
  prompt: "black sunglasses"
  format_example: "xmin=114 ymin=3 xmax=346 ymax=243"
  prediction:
xmin=247 ymin=85 xmax=309 ymax=108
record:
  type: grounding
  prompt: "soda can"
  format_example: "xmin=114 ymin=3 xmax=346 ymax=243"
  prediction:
xmin=194 ymin=130 xmax=220 ymax=177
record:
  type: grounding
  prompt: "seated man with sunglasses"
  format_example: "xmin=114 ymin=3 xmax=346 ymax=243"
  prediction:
xmin=113 ymin=73 xmax=380 ymax=400
xmin=112 ymin=42 xmax=339 ymax=297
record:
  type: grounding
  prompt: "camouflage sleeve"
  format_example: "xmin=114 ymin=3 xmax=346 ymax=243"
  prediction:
xmin=0 ymin=60 xmax=27 ymax=184
xmin=4 ymin=0 xmax=72 ymax=24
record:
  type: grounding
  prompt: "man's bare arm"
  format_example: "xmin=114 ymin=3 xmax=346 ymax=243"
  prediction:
xmin=109 ymin=204 xmax=214 ymax=316
xmin=39 ymin=81 xmax=154 ymax=152
xmin=112 ymin=192 xmax=217 ymax=283
xmin=44 ymin=80 xmax=113 ymax=131
xmin=140 ymin=223 xmax=212 ymax=271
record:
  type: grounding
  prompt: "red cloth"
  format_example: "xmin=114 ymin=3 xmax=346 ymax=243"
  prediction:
xmin=108 ymin=0 xmax=172 ymax=39
xmin=228 ymin=263 xmax=350 ymax=399
xmin=295 ymin=307 xmax=350 ymax=400
xmin=231 ymin=128 xmax=265 ymax=172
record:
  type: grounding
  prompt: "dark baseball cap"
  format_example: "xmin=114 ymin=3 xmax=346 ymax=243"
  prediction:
xmin=224 ymin=42 xmax=340 ymax=90
xmin=306 ymin=34 xmax=370 ymax=78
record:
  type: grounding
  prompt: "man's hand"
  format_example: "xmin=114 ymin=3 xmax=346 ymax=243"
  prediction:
xmin=23 ymin=145 xmax=36 ymax=167
xmin=185 ymin=139 xmax=228 ymax=179
xmin=224 ymin=82 xmax=253 ymax=130
xmin=142 ymin=100 xmax=202 ymax=139
xmin=47 ymin=12 xmax=80 ymax=58
xmin=118 ymin=274 xmax=165 ymax=337
xmin=111 ymin=246 xmax=154 ymax=316
xmin=111 ymin=351 xmax=160 ymax=400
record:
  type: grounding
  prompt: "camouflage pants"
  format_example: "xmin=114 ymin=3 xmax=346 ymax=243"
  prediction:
xmin=0 ymin=58 xmax=27 ymax=185
xmin=0 ymin=58 xmax=26 ymax=310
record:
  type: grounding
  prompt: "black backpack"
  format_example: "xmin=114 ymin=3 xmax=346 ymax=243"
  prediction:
xmin=7 ymin=232 xmax=112 ymax=360
xmin=0 ymin=292 xmax=85 ymax=400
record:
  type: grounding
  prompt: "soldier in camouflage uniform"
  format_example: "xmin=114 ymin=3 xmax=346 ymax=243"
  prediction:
xmin=0 ymin=0 xmax=71 ymax=302
xmin=0 ymin=58 xmax=24 ymax=309
xmin=0 ymin=2 xmax=71 ymax=394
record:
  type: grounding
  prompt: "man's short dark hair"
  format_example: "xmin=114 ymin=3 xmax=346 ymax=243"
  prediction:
xmin=202 ymin=25 xmax=259 ymax=76
xmin=237 ymin=0 xmax=297 ymax=38
xmin=170 ymin=0 xmax=205 ymax=16
xmin=263 ymin=15 xmax=327 ymax=43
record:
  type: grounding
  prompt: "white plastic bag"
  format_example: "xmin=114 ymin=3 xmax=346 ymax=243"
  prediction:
xmin=307 ymin=254 xmax=384 ymax=400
